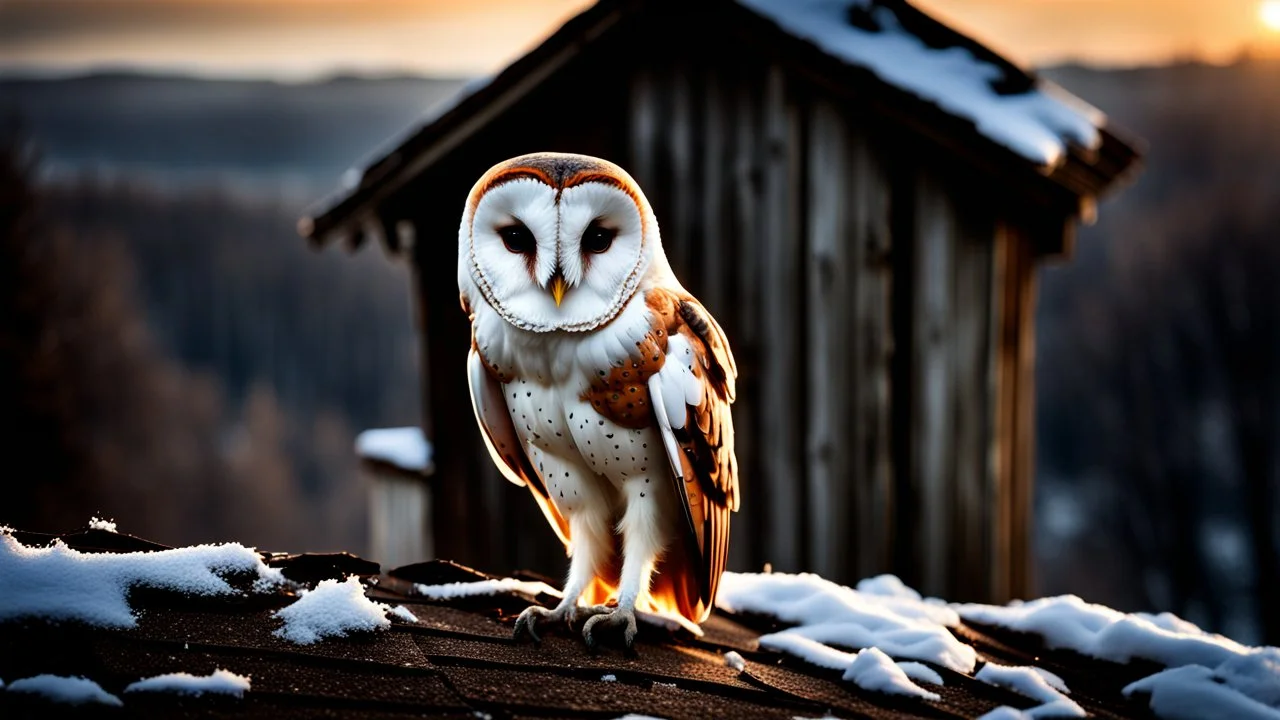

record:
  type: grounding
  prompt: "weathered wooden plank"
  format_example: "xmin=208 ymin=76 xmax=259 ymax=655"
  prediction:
xmin=667 ymin=66 xmax=696 ymax=279
xmin=848 ymin=130 xmax=894 ymax=580
xmin=910 ymin=171 xmax=956 ymax=596
xmin=760 ymin=64 xmax=804 ymax=572
xmin=728 ymin=65 xmax=765 ymax=572
xmin=990 ymin=222 xmax=1037 ymax=602
xmin=628 ymin=67 xmax=659 ymax=194
xmin=699 ymin=65 xmax=728 ymax=319
xmin=948 ymin=202 xmax=996 ymax=601
xmin=804 ymin=100 xmax=851 ymax=580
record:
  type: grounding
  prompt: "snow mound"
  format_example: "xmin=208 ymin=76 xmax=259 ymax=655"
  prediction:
xmin=1123 ymin=649 xmax=1280 ymax=720
xmin=843 ymin=647 xmax=940 ymax=701
xmin=723 ymin=650 xmax=746 ymax=672
xmin=896 ymin=661 xmax=944 ymax=687
xmin=6 ymin=675 xmax=122 ymax=706
xmin=356 ymin=427 xmax=432 ymax=472
xmin=0 ymin=529 xmax=283 ymax=628
xmin=124 ymin=669 xmax=250 ymax=698
xmin=274 ymin=576 xmax=394 ymax=644
xmin=955 ymin=594 xmax=1252 ymax=669
xmin=414 ymin=578 xmax=562 ymax=600
xmin=717 ymin=571 xmax=974 ymax=673
xmin=958 ymin=595 xmax=1280 ymax=719
xmin=976 ymin=663 xmax=1084 ymax=717
xmin=87 ymin=517 xmax=117 ymax=533
xmin=738 ymin=0 xmax=1103 ymax=167
xmin=388 ymin=605 xmax=419 ymax=623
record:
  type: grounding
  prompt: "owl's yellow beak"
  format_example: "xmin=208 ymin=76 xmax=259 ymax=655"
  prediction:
xmin=550 ymin=274 xmax=568 ymax=307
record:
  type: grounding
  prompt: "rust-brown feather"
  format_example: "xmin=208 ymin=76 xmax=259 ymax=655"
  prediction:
xmin=587 ymin=288 xmax=738 ymax=623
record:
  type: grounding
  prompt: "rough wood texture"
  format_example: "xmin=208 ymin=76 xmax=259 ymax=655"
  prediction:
xmin=849 ymin=130 xmax=895 ymax=579
xmin=909 ymin=171 xmax=957 ymax=596
xmin=992 ymin=222 xmax=1038 ymax=601
xmin=804 ymin=100 xmax=851 ymax=580
xmin=759 ymin=64 xmax=805 ymax=572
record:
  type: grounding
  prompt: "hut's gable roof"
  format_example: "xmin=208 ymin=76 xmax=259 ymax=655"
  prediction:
xmin=4 ymin=527 xmax=1272 ymax=718
xmin=300 ymin=0 xmax=1141 ymax=246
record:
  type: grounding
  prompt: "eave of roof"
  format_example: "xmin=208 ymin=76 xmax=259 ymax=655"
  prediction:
xmin=299 ymin=0 xmax=1142 ymax=247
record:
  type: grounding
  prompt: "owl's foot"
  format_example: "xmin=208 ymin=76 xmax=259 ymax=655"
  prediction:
xmin=582 ymin=606 xmax=639 ymax=652
xmin=513 ymin=604 xmax=571 ymax=644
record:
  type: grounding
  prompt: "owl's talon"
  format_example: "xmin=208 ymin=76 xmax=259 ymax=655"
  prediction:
xmin=513 ymin=605 xmax=564 ymax=644
xmin=582 ymin=607 xmax=639 ymax=651
xmin=570 ymin=604 xmax=612 ymax=630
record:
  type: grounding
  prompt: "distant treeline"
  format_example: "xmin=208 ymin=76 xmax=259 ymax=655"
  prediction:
xmin=1 ymin=140 xmax=421 ymax=555
xmin=1037 ymin=58 xmax=1280 ymax=644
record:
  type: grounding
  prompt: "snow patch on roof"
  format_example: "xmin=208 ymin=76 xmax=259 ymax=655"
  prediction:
xmin=414 ymin=577 xmax=562 ymax=601
xmin=955 ymin=594 xmax=1253 ymax=669
xmin=958 ymin=596 xmax=1280 ymax=719
xmin=1123 ymin=650 xmax=1280 ymax=720
xmin=976 ymin=663 xmax=1084 ymax=717
xmin=896 ymin=661 xmax=944 ymax=687
xmin=124 ymin=669 xmax=251 ymax=698
xmin=844 ymin=647 xmax=941 ymax=701
xmin=737 ymin=0 xmax=1102 ymax=166
xmin=87 ymin=516 xmax=117 ymax=533
xmin=0 ymin=529 xmax=283 ymax=628
xmin=5 ymin=675 xmax=123 ymax=706
xmin=356 ymin=427 xmax=433 ymax=473
xmin=389 ymin=604 xmax=419 ymax=623
xmin=273 ymin=576 xmax=393 ymax=645
xmin=723 ymin=650 xmax=746 ymax=672
xmin=717 ymin=571 xmax=975 ymax=673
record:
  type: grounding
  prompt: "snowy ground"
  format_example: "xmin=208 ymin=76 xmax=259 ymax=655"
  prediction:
xmin=716 ymin=571 xmax=1280 ymax=720
xmin=2 ymin=523 xmax=1275 ymax=717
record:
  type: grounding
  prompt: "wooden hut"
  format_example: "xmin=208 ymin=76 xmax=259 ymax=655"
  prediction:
xmin=301 ymin=0 xmax=1141 ymax=602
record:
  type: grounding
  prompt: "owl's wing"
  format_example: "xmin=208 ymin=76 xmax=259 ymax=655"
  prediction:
xmin=467 ymin=347 xmax=571 ymax=547
xmin=647 ymin=294 xmax=738 ymax=621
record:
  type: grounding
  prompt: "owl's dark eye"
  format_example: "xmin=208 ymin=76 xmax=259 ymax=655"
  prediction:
xmin=581 ymin=222 xmax=617 ymax=254
xmin=498 ymin=223 xmax=536 ymax=254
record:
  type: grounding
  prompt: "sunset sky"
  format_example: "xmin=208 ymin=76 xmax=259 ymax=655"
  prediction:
xmin=2 ymin=0 xmax=1280 ymax=79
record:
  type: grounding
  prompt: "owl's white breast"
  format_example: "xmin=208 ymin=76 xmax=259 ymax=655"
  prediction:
xmin=474 ymin=288 xmax=670 ymax=497
xmin=472 ymin=288 xmax=655 ymax=392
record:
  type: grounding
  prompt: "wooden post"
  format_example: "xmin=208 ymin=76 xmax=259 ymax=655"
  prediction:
xmin=365 ymin=462 xmax=433 ymax=569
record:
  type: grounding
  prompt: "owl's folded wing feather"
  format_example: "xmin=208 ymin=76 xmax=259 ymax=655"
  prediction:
xmin=467 ymin=347 xmax=570 ymax=546
xmin=647 ymin=295 xmax=738 ymax=619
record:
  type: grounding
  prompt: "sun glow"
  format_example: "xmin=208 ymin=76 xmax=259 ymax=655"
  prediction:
xmin=1262 ymin=1 xmax=1280 ymax=31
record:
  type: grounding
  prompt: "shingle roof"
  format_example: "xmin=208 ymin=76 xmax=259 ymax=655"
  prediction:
xmin=0 ymin=527 xmax=1165 ymax=719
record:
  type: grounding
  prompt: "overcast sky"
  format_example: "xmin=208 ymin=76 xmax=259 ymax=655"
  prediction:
xmin=2 ymin=0 xmax=1278 ymax=79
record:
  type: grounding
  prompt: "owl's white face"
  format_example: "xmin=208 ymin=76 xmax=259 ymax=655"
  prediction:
xmin=459 ymin=154 xmax=661 ymax=333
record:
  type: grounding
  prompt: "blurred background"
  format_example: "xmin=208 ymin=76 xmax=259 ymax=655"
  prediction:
xmin=2 ymin=0 xmax=1279 ymax=645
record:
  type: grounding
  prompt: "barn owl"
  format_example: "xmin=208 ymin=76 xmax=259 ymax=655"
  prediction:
xmin=458 ymin=152 xmax=738 ymax=649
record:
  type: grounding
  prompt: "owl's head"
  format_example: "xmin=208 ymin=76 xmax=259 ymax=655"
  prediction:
xmin=458 ymin=153 xmax=669 ymax=333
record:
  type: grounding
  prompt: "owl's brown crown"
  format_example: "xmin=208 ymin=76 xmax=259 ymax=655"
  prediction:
xmin=468 ymin=152 xmax=643 ymax=215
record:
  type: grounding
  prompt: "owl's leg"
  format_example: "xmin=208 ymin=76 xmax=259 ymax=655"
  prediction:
xmin=514 ymin=506 xmax=613 ymax=643
xmin=583 ymin=478 xmax=668 ymax=651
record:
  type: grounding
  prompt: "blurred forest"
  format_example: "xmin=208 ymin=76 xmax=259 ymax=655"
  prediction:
xmin=1038 ymin=58 xmax=1280 ymax=645
xmin=0 ymin=61 xmax=1278 ymax=643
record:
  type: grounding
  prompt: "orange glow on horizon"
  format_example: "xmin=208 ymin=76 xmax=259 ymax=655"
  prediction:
xmin=0 ymin=0 xmax=1276 ymax=78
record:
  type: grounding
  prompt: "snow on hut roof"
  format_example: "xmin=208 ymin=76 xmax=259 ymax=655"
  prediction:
xmin=739 ymin=0 xmax=1103 ymax=167
xmin=355 ymin=426 xmax=433 ymax=474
